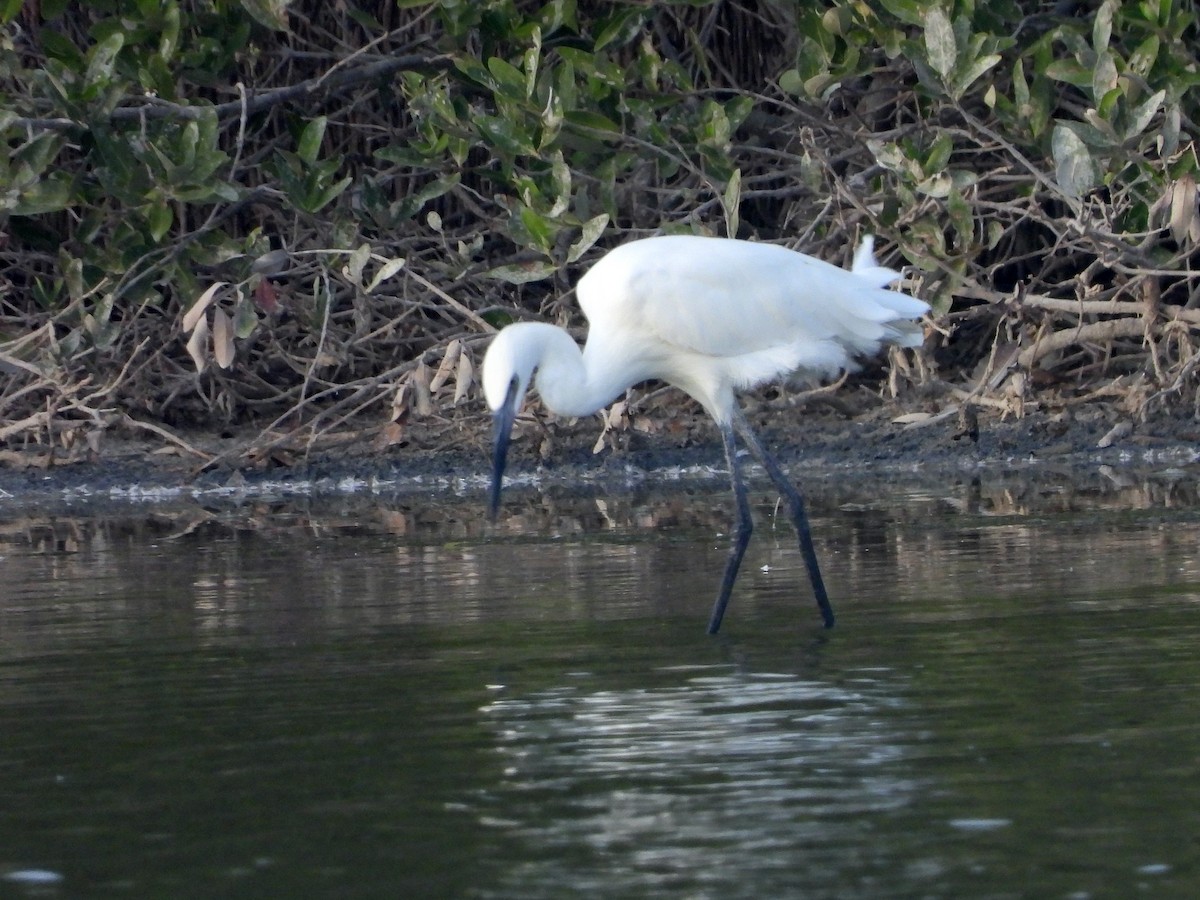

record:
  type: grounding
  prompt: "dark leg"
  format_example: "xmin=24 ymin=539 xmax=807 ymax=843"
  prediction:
xmin=707 ymin=422 xmax=753 ymax=634
xmin=732 ymin=408 xmax=835 ymax=629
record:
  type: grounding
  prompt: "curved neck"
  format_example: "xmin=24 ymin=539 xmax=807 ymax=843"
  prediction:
xmin=524 ymin=324 xmax=630 ymax=418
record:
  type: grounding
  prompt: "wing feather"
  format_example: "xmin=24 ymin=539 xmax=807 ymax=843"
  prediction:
xmin=578 ymin=236 xmax=925 ymax=374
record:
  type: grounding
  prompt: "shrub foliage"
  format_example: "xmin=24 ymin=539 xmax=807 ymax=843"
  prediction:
xmin=1 ymin=0 xmax=1198 ymax=460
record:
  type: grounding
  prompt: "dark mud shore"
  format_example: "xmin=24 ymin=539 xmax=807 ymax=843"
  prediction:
xmin=1 ymin=401 xmax=1197 ymax=516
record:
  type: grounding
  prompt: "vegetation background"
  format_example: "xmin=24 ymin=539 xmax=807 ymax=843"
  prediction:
xmin=1 ymin=0 xmax=1197 ymax=468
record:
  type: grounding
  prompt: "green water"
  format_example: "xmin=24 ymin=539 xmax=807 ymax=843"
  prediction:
xmin=1 ymin=474 xmax=1199 ymax=897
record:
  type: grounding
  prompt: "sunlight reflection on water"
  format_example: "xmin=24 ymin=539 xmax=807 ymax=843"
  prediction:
xmin=475 ymin=668 xmax=919 ymax=897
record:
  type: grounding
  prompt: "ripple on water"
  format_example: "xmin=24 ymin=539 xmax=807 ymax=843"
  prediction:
xmin=472 ymin=668 xmax=920 ymax=898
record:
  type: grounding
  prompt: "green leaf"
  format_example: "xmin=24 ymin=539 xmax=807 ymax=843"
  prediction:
xmin=698 ymin=98 xmax=731 ymax=146
xmin=1096 ymin=86 xmax=1121 ymax=121
xmin=923 ymin=6 xmax=956 ymax=80
xmin=177 ymin=120 xmax=199 ymax=169
xmin=307 ymin=174 xmax=351 ymax=214
xmin=297 ymin=116 xmax=326 ymax=166
xmin=1043 ymin=59 xmax=1091 ymax=88
xmin=84 ymin=32 xmax=125 ymax=90
xmin=1052 ymin=124 xmax=1097 ymax=198
xmin=1126 ymin=89 xmax=1165 ymax=139
xmin=13 ymin=132 xmax=64 ymax=175
xmin=778 ymin=68 xmax=804 ymax=96
xmin=485 ymin=261 xmax=558 ymax=284
xmin=1012 ymin=58 xmax=1029 ymax=109
xmin=0 ymin=0 xmax=23 ymax=24
xmin=821 ymin=6 xmax=849 ymax=36
xmin=955 ymin=53 xmax=1001 ymax=97
xmin=159 ymin=1 xmax=181 ymax=62
xmin=946 ymin=186 xmax=973 ymax=244
xmin=594 ymin=8 xmax=646 ymax=52
xmin=62 ymin=253 xmax=84 ymax=302
xmin=147 ymin=200 xmax=173 ymax=242
xmin=239 ymin=0 xmax=290 ymax=31
xmin=563 ymin=109 xmax=622 ymax=134
xmin=538 ymin=87 xmax=564 ymax=149
xmin=12 ymin=173 xmax=72 ymax=215
xmin=233 ymin=295 xmax=259 ymax=339
xmin=1093 ymin=0 xmax=1117 ymax=50
xmin=519 ymin=205 xmax=556 ymax=251
xmin=549 ymin=151 xmax=570 ymax=217
xmin=986 ymin=220 xmax=1005 ymax=250
xmin=453 ymin=56 xmax=493 ymax=90
xmin=522 ymin=27 xmax=541 ymax=99
xmin=877 ymin=0 xmax=925 ymax=27
xmin=566 ymin=214 xmax=609 ymax=264
xmin=924 ymin=133 xmax=953 ymax=174
xmin=1128 ymin=35 xmax=1160 ymax=78
xmin=486 ymin=56 xmax=527 ymax=99
xmin=475 ymin=115 xmax=537 ymax=156
xmin=722 ymin=168 xmax=741 ymax=238
xmin=723 ymin=95 xmax=754 ymax=131
xmin=175 ymin=180 xmax=238 ymax=202
xmin=391 ymin=175 xmax=461 ymax=221
xmin=480 ymin=308 xmax=518 ymax=329
xmin=86 ymin=312 xmax=120 ymax=350
xmin=1160 ymin=103 xmax=1182 ymax=156
xmin=1091 ymin=51 xmax=1118 ymax=103
xmin=39 ymin=29 xmax=81 ymax=66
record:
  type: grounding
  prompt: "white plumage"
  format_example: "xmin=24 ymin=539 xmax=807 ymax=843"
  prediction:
xmin=483 ymin=234 xmax=928 ymax=633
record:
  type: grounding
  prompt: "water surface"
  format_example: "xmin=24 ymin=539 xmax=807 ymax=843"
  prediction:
xmin=2 ymin=470 xmax=1199 ymax=897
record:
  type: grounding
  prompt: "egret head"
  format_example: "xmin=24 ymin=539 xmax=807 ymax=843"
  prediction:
xmin=481 ymin=325 xmax=538 ymax=520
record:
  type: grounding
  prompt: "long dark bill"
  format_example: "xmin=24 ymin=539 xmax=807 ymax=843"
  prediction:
xmin=488 ymin=378 xmax=521 ymax=521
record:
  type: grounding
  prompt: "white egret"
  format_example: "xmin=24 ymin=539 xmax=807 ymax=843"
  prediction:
xmin=482 ymin=234 xmax=928 ymax=633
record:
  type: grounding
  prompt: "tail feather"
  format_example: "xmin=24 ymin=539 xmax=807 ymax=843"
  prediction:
xmin=851 ymin=235 xmax=902 ymax=289
xmin=849 ymin=236 xmax=928 ymax=349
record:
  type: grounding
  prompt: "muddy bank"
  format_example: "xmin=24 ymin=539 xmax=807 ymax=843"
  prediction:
xmin=0 ymin=398 xmax=1196 ymax=516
